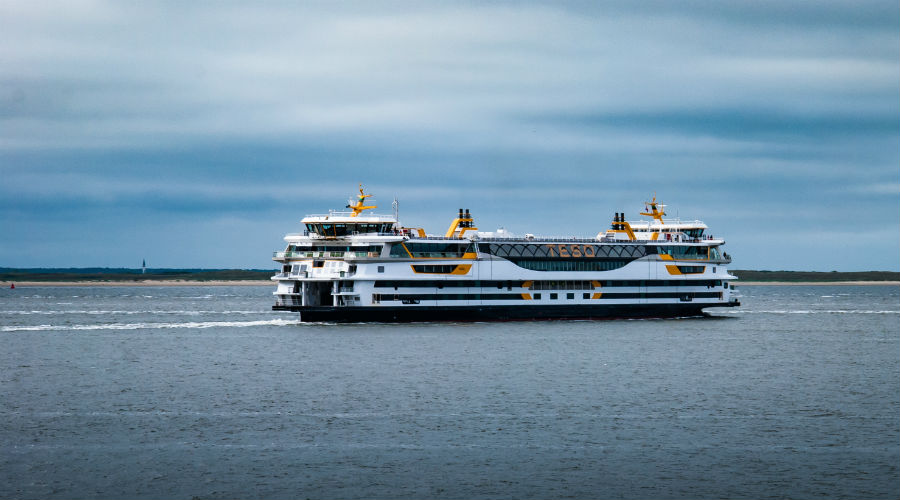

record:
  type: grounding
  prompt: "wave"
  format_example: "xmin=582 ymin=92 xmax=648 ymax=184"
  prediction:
xmin=0 ymin=310 xmax=266 ymax=316
xmin=717 ymin=309 xmax=899 ymax=315
xmin=2 ymin=318 xmax=303 ymax=332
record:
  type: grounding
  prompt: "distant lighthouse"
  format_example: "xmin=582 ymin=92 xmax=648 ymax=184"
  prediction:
xmin=142 ymin=259 xmax=146 ymax=274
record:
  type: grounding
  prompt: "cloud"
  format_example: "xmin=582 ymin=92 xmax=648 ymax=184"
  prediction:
xmin=530 ymin=107 xmax=900 ymax=143
xmin=3 ymin=1 xmax=894 ymax=150
xmin=0 ymin=1 xmax=897 ymax=269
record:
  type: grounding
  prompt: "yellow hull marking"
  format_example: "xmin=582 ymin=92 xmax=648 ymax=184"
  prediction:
xmin=666 ymin=265 xmax=706 ymax=275
xmin=451 ymin=264 xmax=472 ymax=275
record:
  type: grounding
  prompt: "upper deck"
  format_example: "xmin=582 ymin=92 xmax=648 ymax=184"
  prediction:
xmin=277 ymin=188 xmax=725 ymax=256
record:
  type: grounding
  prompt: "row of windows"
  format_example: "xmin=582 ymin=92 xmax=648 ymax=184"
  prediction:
xmin=541 ymin=293 xmax=585 ymax=300
xmin=389 ymin=242 xmax=473 ymax=258
xmin=372 ymin=291 xmax=723 ymax=302
xmin=677 ymin=266 xmax=706 ymax=274
xmin=373 ymin=280 xmax=725 ymax=288
xmin=288 ymin=245 xmax=383 ymax=253
xmin=634 ymin=228 xmax=706 ymax=238
xmin=531 ymin=292 xmax=722 ymax=300
xmin=373 ymin=293 xmax=525 ymax=303
xmin=603 ymin=280 xmax=724 ymax=287
xmin=657 ymin=246 xmax=718 ymax=260
xmin=530 ymin=280 xmax=594 ymax=290
xmin=510 ymin=260 xmax=633 ymax=272
xmin=306 ymin=223 xmax=394 ymax=237
xmin=658 ymin=246 xmax=705 ymax=259
xmin=376 ymin=280 xmax=523 ymax=288
xmin=411 ymin=265 xmax=462 ymax=274
xmin=598 ymin=292 xmax=721 ymax=299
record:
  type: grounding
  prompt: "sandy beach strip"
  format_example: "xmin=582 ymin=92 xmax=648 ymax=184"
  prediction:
xmin=3 ymin=280 xmax=898 ymax=287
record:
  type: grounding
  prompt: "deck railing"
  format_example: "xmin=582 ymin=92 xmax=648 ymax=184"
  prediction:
xmin=273 ymin=251 xmax=381 ymax=259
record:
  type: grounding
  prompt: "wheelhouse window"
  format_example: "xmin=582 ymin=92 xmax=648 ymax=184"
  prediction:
xmin=305 ymin=223 xmax=394 ymax=236
xmin=684 ymin=228 xmax=705 ymax=238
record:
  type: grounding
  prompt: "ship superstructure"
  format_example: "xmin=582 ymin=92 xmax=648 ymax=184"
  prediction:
xmin=272 ymin=186 xmax=739 ymax=322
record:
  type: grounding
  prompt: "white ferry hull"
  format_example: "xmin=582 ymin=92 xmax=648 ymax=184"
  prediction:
xmin=274 ymin=301 xmax=738 ymax=323
xmin=270 ymin=189 xmax=740 ymax=323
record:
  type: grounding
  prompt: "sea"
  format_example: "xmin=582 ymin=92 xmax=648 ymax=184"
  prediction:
xmin=1 ymin=284 xmax=898 ymax=499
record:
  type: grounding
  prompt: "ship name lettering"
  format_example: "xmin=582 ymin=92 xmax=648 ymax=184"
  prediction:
xmin=545 ymin=244 xmax=599 ymax=258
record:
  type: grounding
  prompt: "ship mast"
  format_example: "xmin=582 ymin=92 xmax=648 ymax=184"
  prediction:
xmin=640 ymin=194 xmax=666 ymax=223
xmin=346 ymin=184 xmax=377 ymax=217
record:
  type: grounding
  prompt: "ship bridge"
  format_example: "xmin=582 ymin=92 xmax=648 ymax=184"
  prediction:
xmin=300 ymin=213 xmax=398 ymax=238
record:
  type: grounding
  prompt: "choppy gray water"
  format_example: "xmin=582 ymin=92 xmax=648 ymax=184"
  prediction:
xmin=1 ymin=285 xmax=898 ymax=499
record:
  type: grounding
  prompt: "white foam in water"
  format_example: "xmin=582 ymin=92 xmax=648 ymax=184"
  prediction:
xmin=1 ymin=318 xmax=303 ymax=332
xmin=1 ymin=310 xmax=266 ymax=315
xmin=718 ymin=309 xmax=899 ymax=315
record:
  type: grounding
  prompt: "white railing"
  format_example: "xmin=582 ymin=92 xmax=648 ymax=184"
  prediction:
xmin=304 ymin=211 xmax=397 ymax=219
xmin=273 ymin=251 xmax=381 ymax=259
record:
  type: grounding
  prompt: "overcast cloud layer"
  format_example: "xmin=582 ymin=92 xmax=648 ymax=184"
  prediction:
xmin=1 ymin=1 xmax=898 ymax=270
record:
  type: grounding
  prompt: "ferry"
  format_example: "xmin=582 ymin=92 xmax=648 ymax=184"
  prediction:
xmin=272 ymin=185 xmax=740 ymax=322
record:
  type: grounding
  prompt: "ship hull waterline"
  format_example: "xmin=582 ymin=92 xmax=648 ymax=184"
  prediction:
xmin=273 ymin=302 xmax=740 ymax=323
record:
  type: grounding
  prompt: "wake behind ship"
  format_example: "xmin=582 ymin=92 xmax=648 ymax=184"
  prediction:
xmin=272 ymin=185 xmax=740 ymax=322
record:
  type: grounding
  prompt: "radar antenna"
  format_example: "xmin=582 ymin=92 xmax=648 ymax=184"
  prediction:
xmin=640 ymin=193 xmax=666 ymax=223
xmin=345 ymin=183 xmax=377 ymax=217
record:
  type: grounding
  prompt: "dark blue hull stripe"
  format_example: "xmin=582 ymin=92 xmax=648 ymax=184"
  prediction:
xmin=272 ymin=302 xmax=740 ymax=322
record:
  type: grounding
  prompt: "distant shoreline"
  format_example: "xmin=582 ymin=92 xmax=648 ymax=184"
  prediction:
xmin=4 ymin=269 xmax=898 ymax=286
xmin=3 ymin=280 xmax=898 ymax=287
xmin=2 ymin=280 xmax=273 ymax=287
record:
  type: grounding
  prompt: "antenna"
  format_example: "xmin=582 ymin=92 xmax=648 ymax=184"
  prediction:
xmin=393 ymin=197 xmax=399 ymax=221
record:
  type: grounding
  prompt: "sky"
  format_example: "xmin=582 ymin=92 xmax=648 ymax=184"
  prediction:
xmin=1 ymin=1 xmax=898 ymax=271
